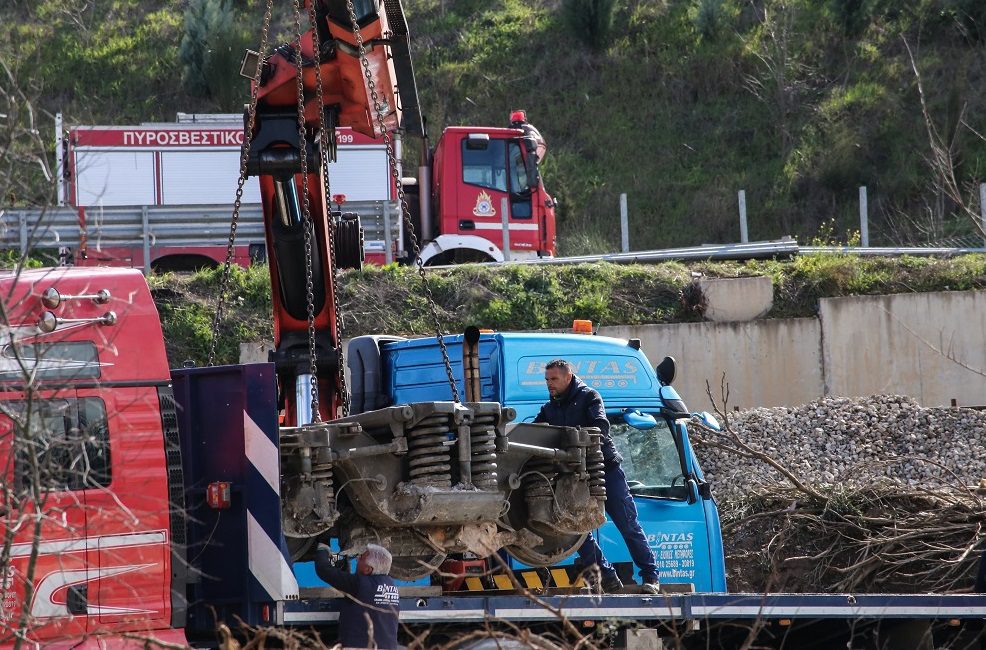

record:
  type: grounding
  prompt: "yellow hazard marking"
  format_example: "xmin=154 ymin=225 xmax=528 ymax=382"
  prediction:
xmin=549 ymin=568 xmax=585 ymax=588
xmin=459 ymin=568 xmax=583 ymax=592
xmin=551 ymin=568 xmax=571 ymax=587
xmin=522 ymin=571 xmax=544 ymax=590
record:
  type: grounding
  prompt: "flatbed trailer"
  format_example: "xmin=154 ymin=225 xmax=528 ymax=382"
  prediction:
xmin=282 ymin=592 xmax=986 ymax=648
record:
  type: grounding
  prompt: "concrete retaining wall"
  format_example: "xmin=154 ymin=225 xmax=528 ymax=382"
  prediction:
xmin=599 ymin=319 xmax=823 ymax=411
xmin=602 ymin=290 xmax=986 ymax=409
xmin=241 ymin=290 xmax=986 ymax=410
xmin=819 ymin=291 xmax=986 ymax=407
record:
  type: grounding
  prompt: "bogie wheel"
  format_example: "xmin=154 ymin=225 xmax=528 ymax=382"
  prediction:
xmin=285 ymin=536 xmax=315 ymax=562
xmin=504 ymin=534 xmax=586 ymax=568
xmin=388 ymin=551 xmax=447 ymax=581
xmin=501 ymin=458 xmax=588 ymax=567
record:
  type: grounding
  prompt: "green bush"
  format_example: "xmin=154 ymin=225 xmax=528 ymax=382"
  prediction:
xmin=146 ymin=256 xmax=986 ymax=367
xmin=0 ymin=250 xmax=45 ymax=270
xmin=179 ymin=0 xmax=250 ymax=109
xmin=824 ymin=0 xmax=871 ymax=37
xmin=943 ymin=0 xmax=986 ymax=42
xmin=690 ymin=0 xmax=734 ymax=43
xmin=563 ymin=0 xmax=616 ymax=51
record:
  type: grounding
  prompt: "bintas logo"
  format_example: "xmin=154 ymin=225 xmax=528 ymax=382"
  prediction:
xmin=472 ymin=190 xmax=496 ymax=217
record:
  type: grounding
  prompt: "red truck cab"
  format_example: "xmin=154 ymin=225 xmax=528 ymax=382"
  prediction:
xmin=0 ymin=268 xmax=184 ymax=647
xmin=420 ymin=112 xmax=557 ymax=265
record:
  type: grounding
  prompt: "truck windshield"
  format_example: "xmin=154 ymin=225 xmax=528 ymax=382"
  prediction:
xmin=0 ymin=398 xmax=111 ymax=492
xmin=610 ymin=413 xmax=687 ymax=500
xmin=462 ymin=139 xmax=507 ymax=192
xmin=0 ymin=342 xmax=100 ymax=382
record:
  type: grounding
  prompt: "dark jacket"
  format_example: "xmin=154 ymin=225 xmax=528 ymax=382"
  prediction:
xmin=315 ymin=548 xmax=400 ymax=649
xmin=534 ymin=375 xmax=622 ymax=466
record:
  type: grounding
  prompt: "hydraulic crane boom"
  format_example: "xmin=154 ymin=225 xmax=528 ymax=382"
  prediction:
xmin=243 ymin=0 xmax=421 ymax=425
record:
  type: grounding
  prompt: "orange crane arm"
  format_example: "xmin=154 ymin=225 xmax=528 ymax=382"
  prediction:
xmin=245 ymin=0 xmax=421 ymax=425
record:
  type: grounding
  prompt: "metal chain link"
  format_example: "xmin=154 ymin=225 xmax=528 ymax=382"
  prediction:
xmin=308 ymin=1 xmax=350 ymax=417
xmin=292 ymin=0 xmax=321 ymax=422
xmin=208 ymin=0 xmax=275 ymax=367
xmin=345 ymin=0 xmax=461 ymax=403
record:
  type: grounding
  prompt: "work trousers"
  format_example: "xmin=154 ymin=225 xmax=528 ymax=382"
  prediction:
xmin=577 ymin=463 xmax=659 ymax=583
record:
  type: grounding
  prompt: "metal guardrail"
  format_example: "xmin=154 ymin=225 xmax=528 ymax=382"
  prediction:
xmin=521 ymin=240 xmax=801 ymax=265
xmin=801 ymin=245 xmax=986 ymax=256
xmin=4 ymin=204 xmax=983 ymax=269
xmin=0 ymin=201 xmax=402 ymax=265
xmin=480 ymin=241 xmax=986 ymax=267
xmin=0 ymin=205 xmax=264 ymax=250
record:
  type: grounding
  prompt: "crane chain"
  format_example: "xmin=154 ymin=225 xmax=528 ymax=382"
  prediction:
xmin=208 ymin=0 xmax=274 ymax=367
xmin=292 ymin=0 xmax=321 ymax=423
xmin=345 ymin=0 xmax=461 ymax=403
xmin=308 ymin=0 xmax=350 ymax=417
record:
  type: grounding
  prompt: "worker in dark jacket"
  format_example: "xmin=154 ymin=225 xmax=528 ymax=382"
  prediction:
xmin=534 ymin=359 xmax=660 ymax=594
xmin=315 ymin=543 xmax=400 ymax=649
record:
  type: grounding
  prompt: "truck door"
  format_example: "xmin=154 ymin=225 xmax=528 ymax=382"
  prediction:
xmin=458 ymin=138 xmax=540 ymax=255
xmin=0 ymin=393 xmax=92 ymax=641
xmin=80 ymin=386 xmax=171 ymax=630
xmin=507 ymin=140 xmax=534 ymax=222
xmin=602 ymin=411 xmax=721 ymax=592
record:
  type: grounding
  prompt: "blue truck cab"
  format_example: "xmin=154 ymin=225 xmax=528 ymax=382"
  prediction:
xmin=348 ymin=330 xmax=727 ymax=592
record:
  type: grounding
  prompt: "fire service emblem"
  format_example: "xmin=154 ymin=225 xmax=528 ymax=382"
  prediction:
xmin=472 ymin=190 xmax=496 ymax=217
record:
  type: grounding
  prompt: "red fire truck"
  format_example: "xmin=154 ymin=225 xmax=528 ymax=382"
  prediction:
xmin=49 ymin=109 xmax=557 ymax=270
xmin=55 ymin=115 xmax=402 ymax=268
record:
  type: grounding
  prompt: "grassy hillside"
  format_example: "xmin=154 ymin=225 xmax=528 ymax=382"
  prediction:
xmin=154 ymin=253 xmax=986 ymax=367
xmin=3 ymin=0 xmax=986 ymax=252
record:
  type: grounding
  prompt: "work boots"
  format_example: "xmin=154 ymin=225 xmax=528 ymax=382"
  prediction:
xmin=601 ymin=573 xmax=625 ymax=594
xmin=583 ymin=570 xmax=624 ymax=594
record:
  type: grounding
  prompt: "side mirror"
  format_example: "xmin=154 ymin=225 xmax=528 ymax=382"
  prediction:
xmin=686 ymin=477 xmax=699 ymax=504
xmin=622 ymin=408 xmax=657 ymax=430
xmin=523 ymin=155 xmax=539 ymax=190
xmin=694 ymin=411 xmax=720 ymax=431
xmin=658 ymin=385 xmax=690 ymax=420
xmin=656 ymin=356 xmax=676 ymax=386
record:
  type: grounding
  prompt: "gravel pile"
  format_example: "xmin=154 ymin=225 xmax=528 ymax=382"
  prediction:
xmin=695 ymin=395 xmax=986 ymax=500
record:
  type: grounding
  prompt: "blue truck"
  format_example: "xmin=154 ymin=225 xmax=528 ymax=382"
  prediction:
xmin=326 ymin=328 xmax=985 ymax=648
xmin=344 ymin=329 xmax=727 ymax=594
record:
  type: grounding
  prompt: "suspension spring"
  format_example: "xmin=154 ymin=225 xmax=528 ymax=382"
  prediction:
xmin=586 ymin=446 xmax=607 ymax=499
xmin=524 ymin=460 xmax=557 ymax=502
xmin=469 ymin=413 xmax=498 ymax=490
xmin=311 ymin=458 xmax=336 ymax=513
xmin=406 ymin=414 xmax=453 ymax=488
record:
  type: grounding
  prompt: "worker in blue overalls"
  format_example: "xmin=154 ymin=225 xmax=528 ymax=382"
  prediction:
xmin=315 ymin=543 xmax=400 ymax=649
xmin=535 ymin=358 xmax=660 ymax=594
